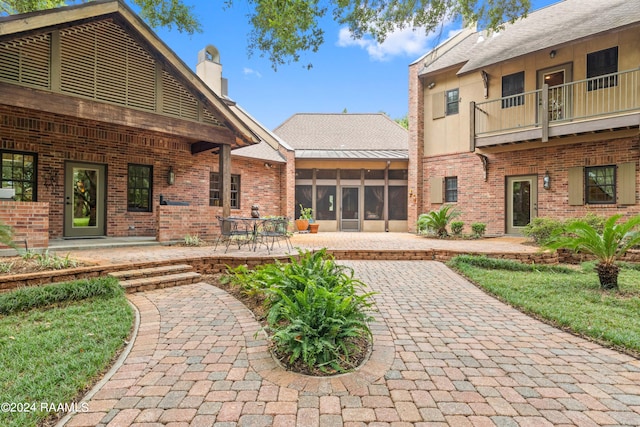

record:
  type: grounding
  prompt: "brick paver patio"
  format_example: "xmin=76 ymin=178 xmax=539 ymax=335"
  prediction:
xmin=60 ymin=245 xmax=640 ymax=426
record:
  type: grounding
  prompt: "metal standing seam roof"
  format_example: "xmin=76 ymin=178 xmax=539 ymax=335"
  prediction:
xmin=294 ymin=149 xmax=408 ymax=160
xmin=418 ymin=0 xmax=640 ymax=77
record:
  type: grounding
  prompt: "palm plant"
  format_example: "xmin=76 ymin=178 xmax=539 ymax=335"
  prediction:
xmin=417 ymin=205 xmax=461 ymax=238
xmin=544 ymin=214 xmax=640 ymax=290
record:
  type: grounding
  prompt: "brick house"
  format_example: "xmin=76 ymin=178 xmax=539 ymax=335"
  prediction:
xmin=0 ymin=0 xmax=293 ymax=248
xmin=274 ymin=113 xmax=409 ymax=232
xmin=409 ymin=0 xmax=640 ymax=235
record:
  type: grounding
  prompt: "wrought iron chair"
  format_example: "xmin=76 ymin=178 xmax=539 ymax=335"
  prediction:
xmin=214 ymin=217 xmax=251 ymax=253
xmin=257 ymin=217 xmax=292 ymax=253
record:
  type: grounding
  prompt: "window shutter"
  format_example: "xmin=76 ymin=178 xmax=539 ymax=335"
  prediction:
xmin=432 ymin=92 xmax=445 ymax=119
xmin=618 ymin=162 xmax=636 ymax=205
xmin=430 ymin=176 xmax=443 ymax=203
xmin=568 ymin=167 xmax=584 ymax=206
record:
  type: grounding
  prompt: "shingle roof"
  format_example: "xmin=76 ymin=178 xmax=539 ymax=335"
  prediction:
xmin=273 ymin=113 xmax=408 ymax=155
xmin=418 ymin=0 xmax=640 ymax=77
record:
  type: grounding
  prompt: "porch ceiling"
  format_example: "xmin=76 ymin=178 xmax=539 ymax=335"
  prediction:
xmin=1 ymin=81 xmax=239 ymax=148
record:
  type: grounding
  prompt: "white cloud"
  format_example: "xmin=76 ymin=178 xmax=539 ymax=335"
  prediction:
xmin=243 ymin=67 xmax=262 ymax=78
xmin=337 ymin=23 xmax=462 ymax=61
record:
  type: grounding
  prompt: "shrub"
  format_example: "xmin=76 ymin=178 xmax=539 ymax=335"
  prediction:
xmin=471 ymin=222 xmax=486 ymax=238
xmin=0 ymin=276 xmax=123 ymax=315
xmin=523 ymin=217 xmax=564 ymax=245
xmin=417 ymin=205 xmax=461 ymax=238
xmin=450 ymin=221 xmax=464 ymax=236
xmin=223 ymin=249 xmax=376 ymax=373
xmin=449 ymin=255 xmax=574 ymax=273
xmin=0 ymin=220 xmax=16 ymax=250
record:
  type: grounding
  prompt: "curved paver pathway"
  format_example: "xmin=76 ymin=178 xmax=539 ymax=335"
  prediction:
xmin=62 ymin=261 xmax=640 ymax=427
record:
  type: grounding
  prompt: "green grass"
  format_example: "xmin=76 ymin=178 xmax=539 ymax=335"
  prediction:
xmin=448 ymin=256 xmax=640 ymax=356
xmin=0 ymin=279 xmax=133 ymax=427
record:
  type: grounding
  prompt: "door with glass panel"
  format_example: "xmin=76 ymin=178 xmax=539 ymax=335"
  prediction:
xmin=506 ymin=175 xmax=537 ymax=235
xmin=64 ymin=162 xmax=106 ymax=237
xmin=341 ymin=187 xmax=360 ymax=231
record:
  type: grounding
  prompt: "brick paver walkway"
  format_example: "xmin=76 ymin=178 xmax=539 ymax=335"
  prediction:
xmin=61 ymin=260 xmax=640 ymax=427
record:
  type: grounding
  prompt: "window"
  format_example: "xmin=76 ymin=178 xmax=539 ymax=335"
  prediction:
xmin=446 ymin=89 xmax=459 ymax=115
xmin=127 ymin=164 xmax=152 ymax=212
xmin=210 ymin=173 xmax=240 ymax=209
xmin=445 ymin=177 xmax=458 ymax=202
xmin=388 ymin=186 xmax=408 ymax=220
xmin=585 ymin=165 xmax=615 ymax=204
xmin=365 ymin=186 xmax=384 ymax=220
xmin=295 ymin=185 xmax=312 ymax=218
xmin=587 ymin=47 xmax=618 ymax=91
xmin=502 ymin=71 xmax=524 ymax=108
xmin=316 ymin=169 xmax=337 ymax=179
xmin=1 ymin=150 xmax=37 ymax=201
xmin=316 ymin=185 xmax=336 ymax=220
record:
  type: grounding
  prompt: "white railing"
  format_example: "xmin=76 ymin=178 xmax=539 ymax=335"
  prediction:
xmin=473 ymin=68 xmax=640 ymax=138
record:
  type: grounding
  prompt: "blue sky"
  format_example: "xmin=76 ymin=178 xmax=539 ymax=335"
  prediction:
xmin=152 ymin=1 xmax=556 ymax=130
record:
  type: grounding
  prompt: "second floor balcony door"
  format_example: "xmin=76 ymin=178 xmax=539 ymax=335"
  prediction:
xmin=537 ymin=63 xmax=573 ymax=122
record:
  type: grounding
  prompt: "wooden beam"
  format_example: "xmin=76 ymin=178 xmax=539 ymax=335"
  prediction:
xmin=0 ymin=82 xmax=237 ymax=145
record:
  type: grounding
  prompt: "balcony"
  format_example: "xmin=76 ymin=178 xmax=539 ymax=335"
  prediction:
xmin=472 ymin=68 xmax=640 ymax=148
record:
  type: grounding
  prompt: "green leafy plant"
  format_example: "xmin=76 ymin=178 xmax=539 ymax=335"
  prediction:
xmin=523 ymin=217 xmax=564 ymax=245
xmin=450 ymin=221 xmax=464 ymax=236
xmin=22 ymin=250 xmax=78 ymax=270
xmin=222 ymin=249 xmax=376 ymax=374
xmin=298 ymin=204 xmax=313 ymax=220
xmin=0 ymin=262 xmax=13 ymax=274
xmin=417 ymin=205 xmax=461 ymax=238
xmin=471 ymin=222 xmax=487 ymax=238
xmin=544 ymin=214 xmax=640 ymax=290
xmin=184 ymin=234 xmax=202 ymax=246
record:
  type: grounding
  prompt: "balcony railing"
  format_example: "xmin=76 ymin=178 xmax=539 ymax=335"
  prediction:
xmin=472 ymin=68 xmax=640 ymax=147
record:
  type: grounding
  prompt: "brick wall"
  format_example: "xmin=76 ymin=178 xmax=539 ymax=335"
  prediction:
xmin=0 ymin=105 xmax=286 ymax=240
xmin=0 ymin=201 xmax=49 ymax=249
xmin=422 ymin=135 xmax=640 ymax=235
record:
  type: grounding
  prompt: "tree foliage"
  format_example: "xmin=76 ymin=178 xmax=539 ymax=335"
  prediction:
xmin=0 ymin=0 xmax=201 ymax=34
xmin=231 ymin=0 xmax=530 ymax=69
xmin=2 ymin=0 xmax=530 ymax=69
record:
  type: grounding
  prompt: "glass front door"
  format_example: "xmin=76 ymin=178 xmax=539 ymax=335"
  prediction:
xmin=341 ymin=187 xmax=360 ymax=231
xmin=537 ymin=63 xmax=572 ymax=122
xmin=64 ymin=162 xmax=106 ymax=237
xmin=506 ymin=175 xmax=537 ymax=235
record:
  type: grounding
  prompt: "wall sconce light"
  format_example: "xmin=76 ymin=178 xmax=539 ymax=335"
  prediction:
xmin=264 ymin=162 xmax=273 ymax=169
xmin=167 ymin=166 xmax=175 ymax=185
xmin=543 ymin=171 xmax=551 ymax=190
xmin=549 ymin=50 xmax=556 ymax=59
xmin=427 ymin=81 xmax=436 ymax=89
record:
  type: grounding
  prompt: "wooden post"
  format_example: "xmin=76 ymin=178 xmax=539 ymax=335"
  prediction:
xmin=541 ymin=84 xmax=549 ymax=142
xmin=469 ymin=101 xmax=476 ymax=151
xmin=219 ymin=144 xmax=231 ymax=218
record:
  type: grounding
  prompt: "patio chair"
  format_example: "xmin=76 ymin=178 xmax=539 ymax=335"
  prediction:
xmin=257 ymin=217 xmax=292 ymax=253
xmin=214 ymin=217 xmax=251 ymax=253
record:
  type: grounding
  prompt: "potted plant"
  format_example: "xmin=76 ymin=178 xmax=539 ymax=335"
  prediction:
xmin=295 ymin=205 xmax=313 ymax=232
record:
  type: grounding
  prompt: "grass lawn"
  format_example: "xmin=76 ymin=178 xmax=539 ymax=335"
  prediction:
xmin=448 ymin=256 xmax=640 ymax=357
xmin=0 ymin=280 xmax=133 ymax=427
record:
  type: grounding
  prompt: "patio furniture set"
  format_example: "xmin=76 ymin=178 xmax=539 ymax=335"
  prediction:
xmin=214 ymin=216 xmax=292 ymax=253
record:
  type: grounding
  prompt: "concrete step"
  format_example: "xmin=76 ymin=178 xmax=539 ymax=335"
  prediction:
xmin=108 ymin=264 xmax=202 ymax=293
xmin=109 ymin=264 xmax=194 ymax=281
xmin=118 ymin=271 xmax=202 ymax=294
